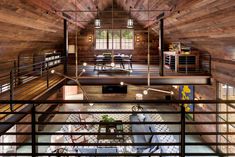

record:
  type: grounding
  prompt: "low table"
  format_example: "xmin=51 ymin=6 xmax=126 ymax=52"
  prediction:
xmin=97 ymin=120 xmax=124 ymax=142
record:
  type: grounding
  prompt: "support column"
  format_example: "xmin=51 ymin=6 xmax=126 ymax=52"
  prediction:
xmin=159 ymin=18 xmax=164 ymax=76
xmin=64 ymin=19 xmax=68 ymax=75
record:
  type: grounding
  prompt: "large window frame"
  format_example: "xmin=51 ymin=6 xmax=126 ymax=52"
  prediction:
xmin=95 ymin=29 xmax=134 ymax=50
xmin=217 ymin=83 xmax=235 ymax=154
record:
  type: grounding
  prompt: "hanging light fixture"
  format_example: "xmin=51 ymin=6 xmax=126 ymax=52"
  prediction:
xmin=127 ymin=6 xmax=133 ymax=28
xmin=94 ymin=6 xmax=101 ymax=28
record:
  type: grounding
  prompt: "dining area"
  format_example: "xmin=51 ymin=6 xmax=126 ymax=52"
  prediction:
xmin=94 ymin=53 xmax=133 ymax=72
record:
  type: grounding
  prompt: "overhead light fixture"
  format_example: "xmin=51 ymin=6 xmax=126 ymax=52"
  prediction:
xmin=95 ymin=6 xmax=101 ymax=28
xmin=143 ymin=88 xmax=174 ymax=95
xmin=127 ymin=6 xmax=133 ymax=28
xmin=51 ymin=63 xmax=93 ymax=104
xmin=110 ymin=62 xmax=115 ymax=67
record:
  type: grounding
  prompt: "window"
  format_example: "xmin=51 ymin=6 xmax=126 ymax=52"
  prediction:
xmin=121 ymin=29 xmax=134 ymax=50
xmin=95 ymin=30 xmax=107 ymax=50
xmin=108 ymin=30 xmax=120 ymax=50
xmin=218 ymin=83 xmax=235 ymax=154
xmin=95 ymin=29 xmax=134 ymax=50
xmin=0 ymin=126 xmax=16 ymax=154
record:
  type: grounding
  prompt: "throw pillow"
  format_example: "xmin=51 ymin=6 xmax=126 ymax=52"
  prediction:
xmin=137 ymin=113 xmax=146 ymax=122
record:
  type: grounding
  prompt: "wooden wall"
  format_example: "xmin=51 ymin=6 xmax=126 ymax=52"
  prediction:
xmin=154 ymin=0 xmax=235 ymax=86
xmin=152 ymin=1 xmax=235 ymax=149
xmin=68 ymin=3 xmax=159 ymax=65
xmin=0 ymin=0 xmax=64 ymax=61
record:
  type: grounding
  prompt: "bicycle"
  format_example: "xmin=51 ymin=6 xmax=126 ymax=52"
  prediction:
xmin=131 ymin=104 xmax=143 ymax=112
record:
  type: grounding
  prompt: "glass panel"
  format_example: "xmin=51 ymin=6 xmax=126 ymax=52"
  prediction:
xmin=218 ymin=83 xmax=235 ymax=154
xmin=228 ymin=124 xmax=235 ymax=153
xmin=228 ymin=105 xmax=235 ymax=122
xmin=219 ymin=83 xmax=227 ymax=100
xmin=108 ymin=30 xmax=120 ymax=50
xmin=121 ymin=29 xmax=134 ymax=50
xmin=219 ymin=135 xmax=228 ymax=153
xmin=95 ymin=30 xmax=107 ymax=50
xmin=228 ymin=85 xmax=235 ymax=100
xmin=219 ymin=123 xmax=227 ymax=133
xmin=0 ymin=126 xmax=16 ymax=154
xmin=219 ymin=103 xmax=227 ymax=120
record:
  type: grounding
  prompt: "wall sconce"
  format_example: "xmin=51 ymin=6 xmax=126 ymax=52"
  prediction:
xmin=88 ymin=36 xmax=93 ymax=42
xmin=136 ymin=34 xmax=140 ymax=42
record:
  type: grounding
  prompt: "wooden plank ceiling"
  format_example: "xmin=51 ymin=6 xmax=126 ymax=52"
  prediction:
xmin=0 ymin=0 xmax=64 ymax=60
xmin=0 ymin=0 xmax=234 ymax=64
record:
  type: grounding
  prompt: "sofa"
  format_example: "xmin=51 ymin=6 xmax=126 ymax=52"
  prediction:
xmin=130 ymin=113 xmax=179 ymax=156
xmin=75 ymin=146 xmax=117 ymax=157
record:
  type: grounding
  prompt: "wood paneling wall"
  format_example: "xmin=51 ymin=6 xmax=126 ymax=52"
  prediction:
xmin=152 ymin=0 xmax=235 ymax=86
xmin=68 ymin=4 xmax=159 ymax=65
xmin=0 ymin=0 xmax=64 ymax=61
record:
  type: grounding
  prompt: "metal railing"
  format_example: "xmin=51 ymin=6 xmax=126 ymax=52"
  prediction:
xmin=0 ymin=100 xmax=234 ymax=156
xmin=162 ymin=53 xmax=211 ymax=76
xmin=0 ymin=57 xmax=64 ymax=96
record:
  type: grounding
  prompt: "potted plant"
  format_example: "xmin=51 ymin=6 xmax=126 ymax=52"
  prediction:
xmin=101 ymin=115 xmax=115 ymax=123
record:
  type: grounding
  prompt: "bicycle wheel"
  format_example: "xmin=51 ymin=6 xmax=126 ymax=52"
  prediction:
xmin=132 ymin=105 xmax=143 ymax=112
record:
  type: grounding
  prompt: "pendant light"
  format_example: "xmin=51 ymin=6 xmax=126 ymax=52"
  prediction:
xmin=127 ymin=6 xmax=133 ymax=28
xmin=94 ymin=6 xmax=101 ymax=28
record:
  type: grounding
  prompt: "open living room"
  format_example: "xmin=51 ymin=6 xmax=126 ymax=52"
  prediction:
xmin=0 ymin=0 xmax=235 ymax=157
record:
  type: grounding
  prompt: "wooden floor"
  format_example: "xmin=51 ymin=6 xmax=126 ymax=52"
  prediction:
xmin=0 ymin=75 xmax=64 ymax=120
xmin=68 ymin=64 xmax=209 ymax=77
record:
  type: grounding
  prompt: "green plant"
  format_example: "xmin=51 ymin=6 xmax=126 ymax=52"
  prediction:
xmin=101 ymin=115 xmax=115 ymax=122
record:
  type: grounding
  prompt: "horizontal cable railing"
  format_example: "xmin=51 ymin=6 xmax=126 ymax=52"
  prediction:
xmin=0 ymin=57 xmax=64 ymax=97
xmin=0 ymin=100 xmax=234 ymax=156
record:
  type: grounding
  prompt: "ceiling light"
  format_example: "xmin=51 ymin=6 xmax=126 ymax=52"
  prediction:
xmin=111 ymin=62 xmax=115 ymax=67
xmin=120 ymin=82 xmax=124 ymax=86
xmin=143 ymin=90 xmax=148 ymax=95
xmin=94 ymin=19 xmax=101 ymax=28
xmin=83 ymin=62 xmax=87 ymax=67
xmin=127 ymin=19 xmax=133 ymax=28
xmin=127 ymin=6 xmax=133 ymax=28
xmin=172 ymin=85 xmax=178 ymax=89
xmin=95 ymin=6 xmax=101 ymax=28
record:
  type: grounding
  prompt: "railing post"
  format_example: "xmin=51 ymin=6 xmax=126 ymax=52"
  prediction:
xmin=46 ymin=62 xmax=49 ymax=88
xmin=10 ymin=70 xmax=14 ymax=111
xmin=159 ymin=17 xmax=164 ymax=76
xmin=14 ymin=60 xmax=17 ymax=86
xmin=64 ymin=19 xmax=68 ymax=75
xmin=185 ymin=56 xmax=188 ymax=75
xmin=17 ymin=55 xmax=20 ymax=85
xmin=209 ymin=55 xmax=211 ymax=75
xmin=31 ymin=104 xmax=37 ymax=156
xmin=181 ymin=105 xmax=186 ymax=157
xmin=40 ymin=62 xmax=43 ymax=77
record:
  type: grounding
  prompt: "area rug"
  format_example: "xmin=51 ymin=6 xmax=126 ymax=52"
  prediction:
xmin=64 ymin=108 xmax=164 ymax=144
